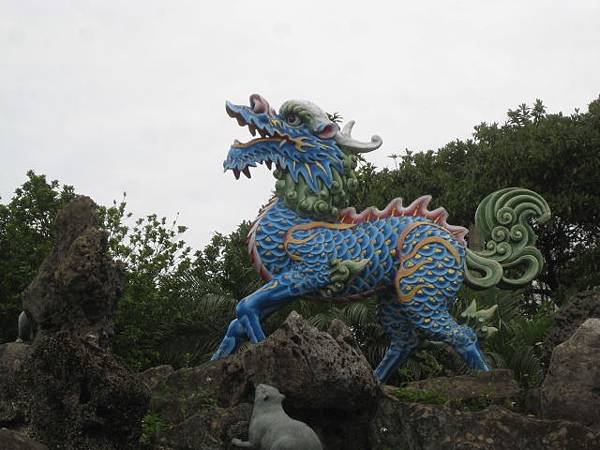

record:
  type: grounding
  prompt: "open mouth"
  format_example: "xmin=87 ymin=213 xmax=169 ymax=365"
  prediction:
xmin=225 ymin=99 xmax=292 ymax=180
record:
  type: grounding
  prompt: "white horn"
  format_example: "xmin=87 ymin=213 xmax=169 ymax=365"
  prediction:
xmin=341 ymin=120 xmax=355 ymax=136
xmin=335 ymin=120 xmax=383 ymax=154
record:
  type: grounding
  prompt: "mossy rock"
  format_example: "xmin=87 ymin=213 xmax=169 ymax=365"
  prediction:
xmin=388 ymin=369 xmax=521 ymax=412
xmin=393 ymin=386 xmax=513 ymax=412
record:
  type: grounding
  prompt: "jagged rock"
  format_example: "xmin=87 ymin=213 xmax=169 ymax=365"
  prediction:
xmin=541 ymin=318 xmax=600 ymax=428
xmin=0 ymin=428 xmax=48 ymax=450
xmin=240 ymin=311 xmax=378 ymax=411
xmin=151 ymin=403 xmax=253 ymax=450
xmin=22 ymin=196 xmax=124 ymax=345
xmin=144 ymin=313 xmax=600 ymax=450
xmin=0 ymin=197 xmax=149 ymax=449
xmin=370 ymin=390 xmax=600 ymax=450
xmin=15 ymin=332 xmax=149 ymax=449
xmin=0 ymin=342 xmax=32 ymax=372
xmin=139 ymin=364 xmax=175 ymax=391
xmin=145 ymin=312 xmax=378 ymax=450
xmin=542 ymin=289 xmax=600 ymax=368
xmin=0 ymin=343 xmax=32 ymax=426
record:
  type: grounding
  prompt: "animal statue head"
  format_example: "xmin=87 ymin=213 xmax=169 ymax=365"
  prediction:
xmin=254 ymin=383 xmax=285 ymax=406
xmin=224 ymin=94 xmax=383 ymax=218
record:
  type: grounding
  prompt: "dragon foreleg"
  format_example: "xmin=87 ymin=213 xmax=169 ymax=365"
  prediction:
xmin=211 ymin=264 xmax=330 ymax=360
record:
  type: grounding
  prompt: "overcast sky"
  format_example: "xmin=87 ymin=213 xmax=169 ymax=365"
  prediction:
xmin=2 ymin=1 xmax=599 ymax=250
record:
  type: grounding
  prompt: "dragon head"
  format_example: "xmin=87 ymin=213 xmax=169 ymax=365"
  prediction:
xmin=224 ymin=94 xmax=382 ymax=218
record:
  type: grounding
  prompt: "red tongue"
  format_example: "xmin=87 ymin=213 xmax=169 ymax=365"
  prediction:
xmin=250 ymin=94 xmax=272 ymax=115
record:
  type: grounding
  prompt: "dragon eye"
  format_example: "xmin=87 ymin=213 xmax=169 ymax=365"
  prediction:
xmin=286 ymin=113 xmax=302 ymax=126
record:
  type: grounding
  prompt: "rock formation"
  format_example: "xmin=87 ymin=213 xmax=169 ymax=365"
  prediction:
xmin=542 ymin=289 xmax=600 ymax=368
xmin=541 ymin=318 xmax=600 ymax=428
xmin=139 ymin=312 xmax=379 ymax=450
xmin=0 ymin=196 xmax=149 ymax=450
xmin=370 ymin=398 xmax=600 ymax=450
xmin=140 ymin=310 xmax=600 ymax=450
xmin=22 ymin=196 xmax=124 ymax=345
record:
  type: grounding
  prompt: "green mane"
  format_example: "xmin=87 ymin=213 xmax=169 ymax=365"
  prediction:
xmin=273 ymin=152 xmax=359 ymax=220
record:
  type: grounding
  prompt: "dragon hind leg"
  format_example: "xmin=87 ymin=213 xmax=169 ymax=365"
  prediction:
xmin=394 ymin=226 xmax=490 ymax=371
xmin=417 ymin=309 xmax=490 ymax=371
xmin=396 ymin=282 xmax=491 ymax=371
xmin=374 ymin=289 xmax=420 ymax=381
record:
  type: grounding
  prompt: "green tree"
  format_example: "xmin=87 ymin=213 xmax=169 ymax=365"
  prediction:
xmin=192 ymin=222 xmax=262 ymax=300
xmin=0 ymin=171 xmax=75 ymax=341
xmin=351 ymin=96 xmax=600 ymax=308
xmin=0 ymin=176 xmax=197 ymax=368
xmin=120 ymin=223 xmax=262 ymax=370
xmin=98 ymin=195 xmax=195 ymax=369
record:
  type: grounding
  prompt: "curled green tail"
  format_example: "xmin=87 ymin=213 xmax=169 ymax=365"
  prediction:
xmin=465 ymin=187 xmax=551 ymax=290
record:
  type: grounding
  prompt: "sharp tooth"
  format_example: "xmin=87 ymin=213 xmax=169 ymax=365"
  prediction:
xmin=233 ymin=169 xmax=241 ymax=180
xmin=234 ymin=139 xmax=241 ymax=145
xmin=242 ymin=167 xmax=251 ymax=178
xmin=265 ymin=160 xmax=272 ymax=170
xmin=249 ymin=125 xmax=256 ymax=136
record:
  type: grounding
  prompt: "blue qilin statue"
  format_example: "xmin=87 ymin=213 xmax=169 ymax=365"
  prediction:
xmin=212 ymin=94 xmax=550 ymax=381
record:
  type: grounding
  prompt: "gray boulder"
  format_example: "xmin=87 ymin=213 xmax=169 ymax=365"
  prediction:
xmin=239 ymin=312 xmax=378 ymax=411
xmin=541 ymin=318 xmax=600 ymax=428
xmin=542 ymin=289 xmax=600 ymax=368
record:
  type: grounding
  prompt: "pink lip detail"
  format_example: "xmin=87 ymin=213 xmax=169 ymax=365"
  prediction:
xmin=318 ymin=123 xmax=339 ymax=139
xmin=250 ymin=94 xmax=275 ymax=115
